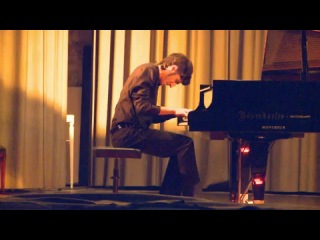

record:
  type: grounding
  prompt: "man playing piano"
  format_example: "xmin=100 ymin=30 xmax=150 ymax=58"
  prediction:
xmin=110 ymin=53 xmax=200 ymax=196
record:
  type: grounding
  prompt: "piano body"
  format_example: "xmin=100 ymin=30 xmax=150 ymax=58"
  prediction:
xmin=187 ymin=30 xmax=320 ymax=204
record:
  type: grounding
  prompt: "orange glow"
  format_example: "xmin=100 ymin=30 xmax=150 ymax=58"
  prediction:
xmin=253 ymin=178 xmax=264 ymax=185
xmin=240 ymin=147 xmax=250 ymax=153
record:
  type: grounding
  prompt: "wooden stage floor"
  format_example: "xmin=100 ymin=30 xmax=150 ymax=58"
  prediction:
xmin=0 ymin=187 xmax=319 ymax=210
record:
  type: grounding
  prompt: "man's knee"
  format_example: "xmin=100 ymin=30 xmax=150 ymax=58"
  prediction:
xmin=182 ymin=135 xmax=194 ymax=148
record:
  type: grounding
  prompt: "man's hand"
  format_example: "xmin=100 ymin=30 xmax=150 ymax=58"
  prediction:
xmin=159 ymin=106 xmax=192 ymax=117
xmin=174 ymin=108 xmax=192 ymax=117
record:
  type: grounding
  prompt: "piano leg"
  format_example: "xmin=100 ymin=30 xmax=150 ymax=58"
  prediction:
xmin=249 ymin=142 xmax=269 ymax=204
xmin=229 ymin=139 xmax=269 ymax=204
xmin=229 ymin=140 xmax=238 ymax=202
xmin=229 ymin=139 xmax=251 ymax=203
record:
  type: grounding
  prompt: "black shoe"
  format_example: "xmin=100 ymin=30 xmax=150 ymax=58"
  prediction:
xmin=181 ymin=185 xmax=195 ymax=197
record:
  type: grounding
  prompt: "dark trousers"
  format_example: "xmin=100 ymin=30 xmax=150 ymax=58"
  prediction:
xmin=111 ymin=126 xmax=200 ymax=196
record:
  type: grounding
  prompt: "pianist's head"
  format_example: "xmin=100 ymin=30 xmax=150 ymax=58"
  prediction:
xmin=157 ymin=53 xmax=193 ymax=86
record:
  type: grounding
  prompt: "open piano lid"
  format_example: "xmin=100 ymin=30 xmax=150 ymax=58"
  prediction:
xmin=262 ymin=30 xmax=320 ymax=81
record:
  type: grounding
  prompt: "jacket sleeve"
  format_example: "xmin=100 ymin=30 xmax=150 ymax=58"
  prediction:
xmin=152 ymin=114 xmax=176 ymax=124
xmin=131 ymin=82 xmax=161 ymax=116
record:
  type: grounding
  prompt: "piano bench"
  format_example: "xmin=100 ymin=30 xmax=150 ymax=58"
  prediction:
xmin=92 ymin=147 xmax=142 ymax=193
xmin=0 ymin=145 xmax=6 ymax=192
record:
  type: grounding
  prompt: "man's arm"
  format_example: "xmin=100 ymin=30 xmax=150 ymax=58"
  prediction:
xmin=159 ymin=106 xmax=191 ymax=117
xmin=152 ymin=114 xmax=176 ymax=124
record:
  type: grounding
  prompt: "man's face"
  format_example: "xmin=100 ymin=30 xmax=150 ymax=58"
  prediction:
xmin=162 ymin=65 xmax=182 ymax=88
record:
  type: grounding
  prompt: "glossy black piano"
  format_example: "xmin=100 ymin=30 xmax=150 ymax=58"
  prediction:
xmin=184 ymin=30 xmax=320 ymax=204
xmin=188 ymin=80 xmax=320 ymax=139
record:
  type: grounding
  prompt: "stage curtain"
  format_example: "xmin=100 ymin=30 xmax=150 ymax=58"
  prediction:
xmin=3 ymin=30 xmax=317 ymax=193
xmin=0 ymin=30 xmax=68 ymax=189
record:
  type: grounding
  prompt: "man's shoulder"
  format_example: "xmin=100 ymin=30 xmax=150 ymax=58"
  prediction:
xmin=132 ymin=63 xmax=158 ymax=78
xmin=129 ymin=63 xmax=159 ymax=86
xmin=135 ymin=63 xmax=156 ymax=71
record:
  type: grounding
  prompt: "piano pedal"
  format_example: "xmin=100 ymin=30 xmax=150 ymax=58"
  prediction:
xmin=253 ymin=200 xmax=265 ymax=204
xmin=240 ymin=194 xmax=257 ymax=204
xmin=239 ymin=193 xmax=249 ymax=203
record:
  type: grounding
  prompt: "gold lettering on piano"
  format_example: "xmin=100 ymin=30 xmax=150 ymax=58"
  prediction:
xmin=261 ymin=125 xmax=286 ymax=130
xmin=238 ymin=111 xmax=285 ymax=120
xmin=238 ymin=111 xmax=312 ymax=121
xmin=289 ymin=115 xmax=311 ymax=119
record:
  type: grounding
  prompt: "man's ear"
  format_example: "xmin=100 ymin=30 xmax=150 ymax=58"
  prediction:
xmin=167 ymin=64 xmax=178 ymax=73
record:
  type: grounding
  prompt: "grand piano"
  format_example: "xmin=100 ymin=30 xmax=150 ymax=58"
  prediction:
xmin=186 ymin=30 xmax=320 ymax=204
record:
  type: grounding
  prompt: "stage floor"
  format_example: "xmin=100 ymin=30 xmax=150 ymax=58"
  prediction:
xmin=0 ymin=187 xmax=320 ymax=210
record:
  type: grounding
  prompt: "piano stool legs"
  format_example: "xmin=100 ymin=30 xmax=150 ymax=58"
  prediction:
xmin=91 ymin=147 xmax=142 ymax=193
xmin=0 ymin=146 xmax=6 ymax=192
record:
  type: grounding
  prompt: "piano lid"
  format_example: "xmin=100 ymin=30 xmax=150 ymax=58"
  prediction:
xmin=261 ymin=30 xmax=320 ymax=81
